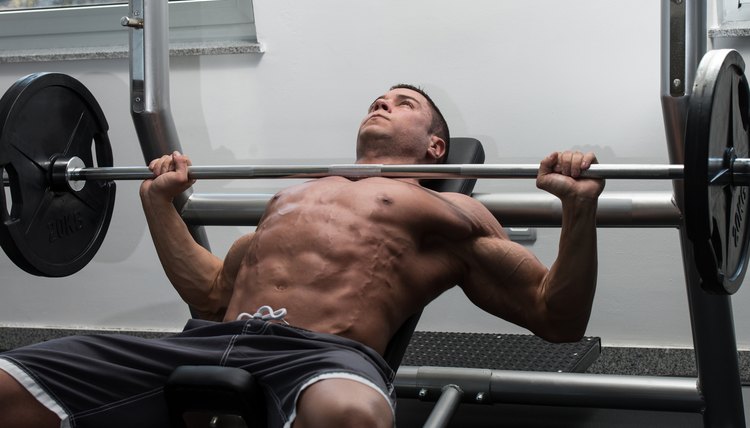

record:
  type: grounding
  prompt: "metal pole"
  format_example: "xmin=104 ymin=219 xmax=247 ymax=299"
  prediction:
xmin=422 ymin=385 xmax=463 ymax=428
xmin=177 ymin=191 xmax=681 ymax=227
xmin=126 ymin=0 xmax=211 ymax=320
xmin=473 ymin=192 xmax=680 ymax=227
xmin=7 ymin=158 xmax=750 ymax=187
xmin=126 ymin=0 xmax=210 ymax=250
xmin=66 ymin=163 xmax=689 ymax=182
xmin=661 ymin=0 xmax=745 ymax=426
xmin=8 ymin=157 xmax=746 ymax=188
xmin=395 ymin=366 xmax=705 ymax=414
xmin=128 ymin=0 xmax=182 ymax=164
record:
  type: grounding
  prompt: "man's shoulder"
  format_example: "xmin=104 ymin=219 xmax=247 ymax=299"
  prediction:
xmin=435 ymin=190 xmax=480 ymax=206
xmin=436 ymin=191 xmax=501 ymax=228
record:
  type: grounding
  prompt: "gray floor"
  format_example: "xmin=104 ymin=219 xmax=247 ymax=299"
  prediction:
xmin=396 ymin=386 xmax=750 ymax=427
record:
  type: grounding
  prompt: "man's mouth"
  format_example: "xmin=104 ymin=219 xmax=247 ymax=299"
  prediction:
xmin=367 ymin=114 xmax=388 ymax=122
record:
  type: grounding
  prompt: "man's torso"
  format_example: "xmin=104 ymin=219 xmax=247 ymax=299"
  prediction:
xmin=223 ymin=176 xmax=492 ymax=354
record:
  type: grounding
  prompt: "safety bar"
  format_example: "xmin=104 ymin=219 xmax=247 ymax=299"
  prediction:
xmin=422 ymin=384 xmax=463 ymax=428
xmin=179 ymin=191 xmax=681 ymax=227
xmin=395 ymin=366 xmax=705 ymax=414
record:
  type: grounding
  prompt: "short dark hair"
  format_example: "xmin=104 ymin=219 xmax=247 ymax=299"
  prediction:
xmin=390 ymin=84 xmax=450 ymax=163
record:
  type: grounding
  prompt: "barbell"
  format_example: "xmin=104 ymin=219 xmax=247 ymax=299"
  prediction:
xmin=4 ymin=159 xmax=719 ymax=184
xmin=0 ymin=49 xmax=748 ymax=295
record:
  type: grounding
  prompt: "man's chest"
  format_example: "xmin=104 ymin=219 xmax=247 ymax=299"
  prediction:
xmin=266 ymin=177 xmax=479 ymax=241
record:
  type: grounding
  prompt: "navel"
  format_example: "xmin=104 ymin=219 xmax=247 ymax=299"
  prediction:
xmin=377 ymin=194 xmax=394 ymax=205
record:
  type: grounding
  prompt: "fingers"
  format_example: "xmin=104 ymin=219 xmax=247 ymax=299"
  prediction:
xmin=143 ymin=152 xmax=195 ymax=200
xmin=148 ymin=151 xmax=191 ymax=178
xmin=537 ymin=149 xmax=605 ymax=199
xmin=148 ymin=153 xmax=171 ymax=177
xmin=148 ymin=155 xmax=168 ymax=176
xmin=545 ymin=151 xmax=597 ymax=178
xmin=539 ymin=151 xmax=559 ymax=175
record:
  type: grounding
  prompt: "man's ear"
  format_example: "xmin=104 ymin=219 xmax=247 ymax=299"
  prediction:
xmin=427 ymin=135 xmax=447 ymax=161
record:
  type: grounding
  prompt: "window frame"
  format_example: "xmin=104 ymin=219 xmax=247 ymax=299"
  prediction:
xmin=0 ymin=0 xmax=261 ymax=62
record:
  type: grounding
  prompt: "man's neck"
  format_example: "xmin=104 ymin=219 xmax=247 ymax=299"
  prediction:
xmin=355 ymin=155 xmax=417 ymax=165
xmin=351 ymin=156 xmax=422 ymax=186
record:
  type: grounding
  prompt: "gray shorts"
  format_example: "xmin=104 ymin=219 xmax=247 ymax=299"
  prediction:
xmin=0 ymin=318 xmax=396 ymax=428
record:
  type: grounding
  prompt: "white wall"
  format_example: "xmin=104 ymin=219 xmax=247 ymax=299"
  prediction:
xmin=0 ymin=0 xmax=747 ymax=349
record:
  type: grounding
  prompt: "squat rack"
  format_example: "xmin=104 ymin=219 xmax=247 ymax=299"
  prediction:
xmin=123 ymin=0 xmax=744 ymax=426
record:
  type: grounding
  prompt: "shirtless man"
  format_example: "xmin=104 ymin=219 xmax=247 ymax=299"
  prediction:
xmin=0 ymin=84 xmax=604 ymax=428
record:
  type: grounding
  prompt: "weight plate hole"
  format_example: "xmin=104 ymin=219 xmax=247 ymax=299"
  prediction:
xmin=90 ymin=138 xmax=98 ymax=168
xmin=711 ymin=217 xmax=724 ymax=267
xmin=1 ymin=164 xmax=19 ymax=220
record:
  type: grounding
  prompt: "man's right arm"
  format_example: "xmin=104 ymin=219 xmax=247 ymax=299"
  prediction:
xmin=139 ymin=152 xmax=233 ymax=320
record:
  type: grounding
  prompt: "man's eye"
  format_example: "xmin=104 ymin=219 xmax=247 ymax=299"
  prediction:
xmin=400 ymin=101 xmax=413 ymax=108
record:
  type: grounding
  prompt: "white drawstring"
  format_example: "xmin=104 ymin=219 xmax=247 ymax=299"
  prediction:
xmin=237 ymin=305 xmax=289 ymax=324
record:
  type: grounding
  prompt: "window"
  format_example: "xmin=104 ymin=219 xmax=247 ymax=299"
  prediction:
xmin=713 ymin=0 xmax=750 ymax=37
xmin=720 ymin=0 xmax=750 ymax=23
xmin=0 ymin=0 xmax=260 ymax=62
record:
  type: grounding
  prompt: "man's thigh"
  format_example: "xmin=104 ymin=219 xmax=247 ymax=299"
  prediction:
xmin=293 ymin=378 xmax=394 ymax=428
xmin=0 ymin=369 xmax=59 ymax=428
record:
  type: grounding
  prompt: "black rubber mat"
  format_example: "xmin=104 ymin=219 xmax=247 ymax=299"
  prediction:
xmin=402 ymin=332 xmax=601 ymax=373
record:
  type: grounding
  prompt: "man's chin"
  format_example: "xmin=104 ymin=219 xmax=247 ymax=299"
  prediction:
xmin=357 ymin=129 xmax=391 ymax=146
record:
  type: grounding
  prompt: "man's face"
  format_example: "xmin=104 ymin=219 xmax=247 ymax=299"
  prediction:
xmin=356 ymin=88 xmax=435 ymax=162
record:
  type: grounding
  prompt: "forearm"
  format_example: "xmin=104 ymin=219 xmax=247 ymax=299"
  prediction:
xmin=538 ymin=197 xmax=599 ymax=341
xmin=140 ymin=190 xmax=224 ymax=317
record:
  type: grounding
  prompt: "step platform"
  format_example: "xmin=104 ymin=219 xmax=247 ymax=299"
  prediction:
xmin=401 ymin=332 xmax=601 ymax=373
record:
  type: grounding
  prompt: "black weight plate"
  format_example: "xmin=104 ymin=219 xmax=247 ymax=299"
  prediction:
xmin=685 ymin=49 xmax=750 ymax=294
xmin=0 ymin=73 xmax=115 ymax=277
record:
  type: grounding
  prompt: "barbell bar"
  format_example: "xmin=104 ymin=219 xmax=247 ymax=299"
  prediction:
xmin=3 ymin=159 xmax=747 ymax=191
xmin=1 ymin=50 xmax=749 ymax=297
xmin=57 ymin=160 xmax=708 ymax=183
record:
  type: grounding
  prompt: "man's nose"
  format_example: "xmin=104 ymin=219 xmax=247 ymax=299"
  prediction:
xmin=373 ymin=98 xmax=391 ymax=112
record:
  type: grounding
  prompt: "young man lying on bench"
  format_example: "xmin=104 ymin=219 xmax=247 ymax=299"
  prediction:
xmin=0 ymin=84 xmax=604 ymax=428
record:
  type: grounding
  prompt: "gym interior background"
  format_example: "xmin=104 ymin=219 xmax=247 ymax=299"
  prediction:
xmin=1 ymin=0 xmax=749 ymax=426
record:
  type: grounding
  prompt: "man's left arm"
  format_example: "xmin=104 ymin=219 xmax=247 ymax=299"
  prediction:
xmin=533 ymin=151 xmax=604 ymax=340
xmin=459 ymin=151 xmax=604 ymax=342
xmin=540 ymin=203 xmax=599 ymax=338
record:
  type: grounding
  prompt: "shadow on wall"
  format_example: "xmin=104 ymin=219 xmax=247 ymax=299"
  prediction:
xmin=73 ymin=69 xmax=148 ymax=265
xmin=168 ymin=54 xmax=268 ymax=181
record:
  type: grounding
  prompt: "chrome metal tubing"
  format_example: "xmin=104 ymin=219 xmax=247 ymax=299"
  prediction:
xmin=128 ymin=0 xmax=209 ymax=248
xmin=180 ymin=193 xmax=271 ymax=225
xmin=474 ymin=191 xmax=680 ymax=227
xmin=127 ymin=0 xmax=211 ymax=320
xmin=179 ymin=191 xmax=681 ymax=228
xmin=67 ymin=163 xmax=687 ymax=182
xmin=395 ymin=366 xmax=705 ymax=414
xmin=422 ymin=385 xmax=463 ymax=428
